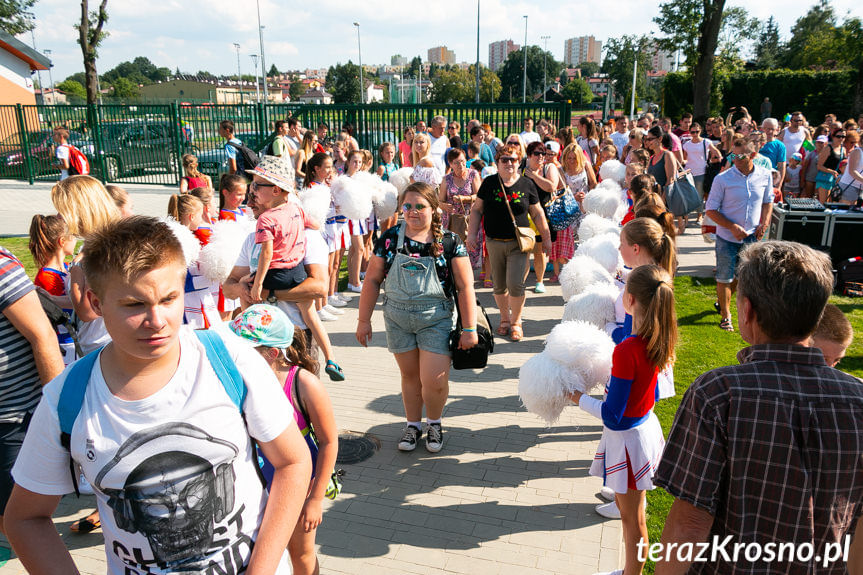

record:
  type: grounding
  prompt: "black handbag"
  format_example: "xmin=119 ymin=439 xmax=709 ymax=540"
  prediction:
xmin=449 ymin=297 xmax=494 ymax=370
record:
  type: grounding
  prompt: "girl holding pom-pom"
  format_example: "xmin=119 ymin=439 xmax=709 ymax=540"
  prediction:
xmin=569 ymin=264 xmax=677 ymax=575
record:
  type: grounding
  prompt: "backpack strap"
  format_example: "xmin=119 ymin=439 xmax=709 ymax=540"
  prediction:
xmin=195 ymin=330 xmax=245 ymax=410
xmin=57 ymin=347 xmax=102 ymax=496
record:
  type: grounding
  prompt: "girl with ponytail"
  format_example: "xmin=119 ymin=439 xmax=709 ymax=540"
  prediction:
xmin=355 ymin=182 xmax=477 ymax=454
xmin=570 ymin=263 xmax=676 ymax=575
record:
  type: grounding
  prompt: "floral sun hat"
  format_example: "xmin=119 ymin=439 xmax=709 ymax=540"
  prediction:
xmin=216 ymin=303 xmax=295 ymax=349
xmin=246 ymin=155 xmax=296 ymax=191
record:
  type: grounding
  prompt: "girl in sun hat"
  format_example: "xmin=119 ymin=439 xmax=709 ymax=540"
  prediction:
xmin=217 ymin=303 xmax=339 ymax=575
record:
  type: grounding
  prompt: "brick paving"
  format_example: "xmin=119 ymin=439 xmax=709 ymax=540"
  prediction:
xmin=0 ymin=180 xmax=716 ymax=574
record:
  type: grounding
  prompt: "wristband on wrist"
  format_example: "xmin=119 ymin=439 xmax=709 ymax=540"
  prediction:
xmin=462 ymin=326 xmax=477 ymax=332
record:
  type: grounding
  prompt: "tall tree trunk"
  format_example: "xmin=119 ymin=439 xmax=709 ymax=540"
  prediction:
xmin=853 ymin=57 xmax=863 ymax=117
xmin=692 ymin=0 xmax=725 ymax=118
xmin=78 ymin=0 xmax=108 ymax=105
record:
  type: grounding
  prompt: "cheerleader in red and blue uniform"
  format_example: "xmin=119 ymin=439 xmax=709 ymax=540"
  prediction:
xmin=570 ymin=264 xmax=677 ymax=575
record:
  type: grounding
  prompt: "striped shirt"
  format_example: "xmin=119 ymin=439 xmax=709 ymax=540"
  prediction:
xmin=0 ymin=248 xmax=42 ymax=423
xmin=655 ymin=344 xmax=863 ymax=574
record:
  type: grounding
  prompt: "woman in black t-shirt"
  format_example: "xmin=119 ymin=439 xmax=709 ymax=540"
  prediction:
xmin=467 ymin=143 xmax=551 ymax=342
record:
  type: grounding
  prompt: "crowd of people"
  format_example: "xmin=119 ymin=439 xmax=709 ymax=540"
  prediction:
xmin=0 ymin=107 xmax=858 ymax=574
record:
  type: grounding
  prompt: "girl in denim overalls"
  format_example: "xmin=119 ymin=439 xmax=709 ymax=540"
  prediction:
xmin=355 ymin=182 xmax=478 ymax=453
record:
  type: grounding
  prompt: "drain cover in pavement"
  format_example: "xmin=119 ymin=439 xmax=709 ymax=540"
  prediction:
xmin=336 ymin=431 xmax=381 ymax=464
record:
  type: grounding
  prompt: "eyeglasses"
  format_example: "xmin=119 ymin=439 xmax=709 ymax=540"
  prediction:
xmin=728 ymin=153 xmax=748 ymax=161
xmin=835 ymin=133 xmax=847 ymax=138
xmin=448 ymin=125 xmax=457 ymax=130
xmin=643 ymin=136 xmax=655 ymax=142
xmin=531 ymin=151 xmax=544 ymax=157
xmin=499 ymin=156 xmax=519 ymax=164
xmin=250 ymin=181 xmax=276 ymax=192
xmin=402 ymin=202 xmax=429 ymax=212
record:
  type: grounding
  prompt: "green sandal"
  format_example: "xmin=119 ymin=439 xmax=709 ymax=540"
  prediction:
xmin=325 ymin=360 xmax=345 ymax=381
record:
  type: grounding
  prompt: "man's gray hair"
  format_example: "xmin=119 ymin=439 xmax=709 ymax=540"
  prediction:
xmin=432 ymin=115 xmax=447 ymax=127
xmin=737 ymin=241 xmax=833 ymax=341
xmin=762 ymin=118 xmax=779 ymax=130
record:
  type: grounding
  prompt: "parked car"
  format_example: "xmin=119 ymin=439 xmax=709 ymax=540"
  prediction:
xmin=0 ymin=129 xmax=92 ymax=178
xmin=89 ymin=120 xmax=181 ymax=180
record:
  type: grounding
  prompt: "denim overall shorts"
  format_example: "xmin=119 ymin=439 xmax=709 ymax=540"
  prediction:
xmin=382 ymin=223 xmax=455 ymax=356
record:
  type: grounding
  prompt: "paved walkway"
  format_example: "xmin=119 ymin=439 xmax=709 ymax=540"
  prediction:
xmin=0 ymin=180 xmax=717 ymax=574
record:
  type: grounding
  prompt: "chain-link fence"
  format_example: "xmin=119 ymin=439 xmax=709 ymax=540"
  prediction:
xmin=0 ymin=101 xmax=572 ymax=186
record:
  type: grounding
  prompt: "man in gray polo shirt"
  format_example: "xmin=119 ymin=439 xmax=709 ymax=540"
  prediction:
xmin=705 ymin=138 xmax=774 ymax=332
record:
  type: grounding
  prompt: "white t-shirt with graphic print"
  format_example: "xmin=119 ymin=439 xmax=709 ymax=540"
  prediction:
xmin=13 ymin=326 xmax=294 ymax=575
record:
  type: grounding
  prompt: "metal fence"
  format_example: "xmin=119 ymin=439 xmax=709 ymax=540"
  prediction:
xmin=0 ymin=102 xmax=573 ymax=186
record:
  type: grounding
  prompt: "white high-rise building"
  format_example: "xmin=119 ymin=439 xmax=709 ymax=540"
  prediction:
xmin=564 ymin=36 xmax=602 ymax=67
xmin=650 ymin=43 xmax=676 ymax=72
xmin=488 ymin=39 xmax=519 ymax=72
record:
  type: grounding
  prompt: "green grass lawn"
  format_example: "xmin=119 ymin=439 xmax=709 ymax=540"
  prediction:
xmin=3 ymin=234 xmax=861 ymax=570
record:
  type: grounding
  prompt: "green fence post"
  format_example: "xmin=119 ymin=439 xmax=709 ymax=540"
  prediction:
xmin=561 ymin=100 xmax=572 ymax=128
xmin=87 ymin=103 xmax=107 ymax=183
xmin=170 ymin=102 xmax=183 ymax=184
xmin=256 ymin=102 xmax=267 ymax=143
xmin=14 ymin=104 xmax=34 ymax=184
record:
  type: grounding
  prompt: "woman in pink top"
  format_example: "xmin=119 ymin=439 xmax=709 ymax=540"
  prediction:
xmin=398 ymin=126 xmax=415 ymax=167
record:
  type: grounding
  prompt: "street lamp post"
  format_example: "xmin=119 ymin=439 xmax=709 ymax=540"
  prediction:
xmin=353 ymin=22 xmax=364 ymax=104
xmin=256 ymin=0 xmax=267 ymax=101
xmin=522 ymin=15 xmax=528 ymax=103
xmin=27 ymin=14 xmax=44 ymax=103
xmin=630 ymin=48 xmax=638 ymax=118
xmin=251 ymin=54 xmax=260 ymax=103
xmin=233 ymin=43 xmax=243 ymax=105
xmin=43 ymin=48 xmax=55 ymax=103
xmin=475 ymin=0 xmax=480 ymax=103
xmin=541 ymin=35 xmax=550 ymax=103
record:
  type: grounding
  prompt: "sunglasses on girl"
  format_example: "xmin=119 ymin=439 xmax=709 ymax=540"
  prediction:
xmin=499 ymin=156 xmax=519 ymax=164
xmin=402 ymin=202 xmax=429 ymax=212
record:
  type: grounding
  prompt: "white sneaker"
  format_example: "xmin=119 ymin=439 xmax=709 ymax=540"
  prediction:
xmin=595 ymin=502 xmax=621 ymax=519
xmin=327 ymin=295 xmax=347 ymax=307
xmin=347 ymin=283 xmax=363 ymax=293
xmin=336 ymin=292 xmax=353 ymax=302
xmin=318 ymin=309 xmax=337 ymax=322
xmin=323 ymin=304 xmax=344 ymax=315
xmin=600 ymin=486 xmax=616 ymax=501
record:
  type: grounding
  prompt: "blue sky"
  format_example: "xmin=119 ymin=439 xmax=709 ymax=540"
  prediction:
xmin=24 ymin=0 xmax=863 ymax=85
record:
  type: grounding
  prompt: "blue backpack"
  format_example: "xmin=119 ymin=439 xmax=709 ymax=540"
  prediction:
xmin=57 ymin=330 xmax=266 ymax=495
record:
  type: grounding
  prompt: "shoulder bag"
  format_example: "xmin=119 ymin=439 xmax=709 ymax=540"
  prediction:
xmin=447 ymin=191 xmax=470 ymax=241
xmin=499 ymin=174 xmax=535 ymax=253
xmin=665 ymin=167 xmax=701 ymax=217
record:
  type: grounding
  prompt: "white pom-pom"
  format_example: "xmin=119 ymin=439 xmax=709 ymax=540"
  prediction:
xmin=578 ymin=233 xmax=621 ymax=275
xmin=160 ymin=217 xmax=200 ymax=267
xmin=198 ymin=219 xmax=255 ymax=283
xmin=560 ymin=255 xmax=614 ymax=301
xmin=578 ymin=213 xmax=620 ymax=242
xmin=388 ymin=167 xmax=413 ymax=195
xmin=518 ymin=352 xmax=586 ymax=425
xmin=562 ymin=282 xmax=621 ymax=329
xmin=371 ymin=181 xmax=399 ymax=221
xmin=330 ymin=175 xmax=373 ymax=221
xmin=584 ymin=183 xmax=625 ymax=221
xmin=599 ymin=160 xmax=626 ymax=187
xmin=298 ymin=185 xmax=332 ymax=226
xmin=544 ymin=320 xmax=615 ymax=393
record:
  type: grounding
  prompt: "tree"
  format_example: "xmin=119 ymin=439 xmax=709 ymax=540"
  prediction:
xmin=76 ymin=0 xmax=109 ymax=105
xmin=0 ymin=0 xmax=36 ymax=34
xmin=781 ymin=0 xmax=836 ymax=69
xmin=428 ymin=62 xmax=440 ymax=81
xmin=430 ymin=68 xmax=472 ymax=102
xmin=326 ymin=61 xmax=361 ymax=103
xmin=497 ymin=46 xmax=563 ymax=102
xmin=561 ymin=78 xmax=593 ymax=106
xmin=469 ymin=64 xmax=502 ymax=102
xmin=654 ymin=0 xmax=728 ymax=117
xmin=110 ymin=77 xmax=138 ymax=99
xmin=578 ymin=61 xmax=600 ymax=78
xmin=790 ymin=14 xmax=863 ymax=70
xmin=56 ymin=79 xmax=87 ymax=99
xmin=559 ymin=69 xmax=569 ymax=86
xmin=103 ymin=56 xmax=169 ymax=85
xmin=716 ymin=7 xmax=759 ymax=61
xmin=288 ymin=76 xmax=305 ymax=100
xmin=407 ymin=56 xmax=422 ymax=80
xmin=602 ymin=36 xmax=652 ymax=109
xmin=268 ymin=63 xmax=279 ymax=77
xmin=753 ymin=16 xmax=781 ymax=69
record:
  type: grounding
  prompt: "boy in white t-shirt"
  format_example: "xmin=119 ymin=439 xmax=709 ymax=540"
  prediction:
xmin=53 ymin=127 xmax=71 ymax=180
xmin=5 ymin=216 xmax=311 ymax=575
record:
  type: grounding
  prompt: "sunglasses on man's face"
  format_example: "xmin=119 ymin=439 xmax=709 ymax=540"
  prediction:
xmin=728 ymin=153 xmax=749 ymax=161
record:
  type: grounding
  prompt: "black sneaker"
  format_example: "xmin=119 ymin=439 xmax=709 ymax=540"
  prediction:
xmin=425 ymin=423 xmax=443 ymax=453
xmin=398 ymin=425 xmax=421 ymax=451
